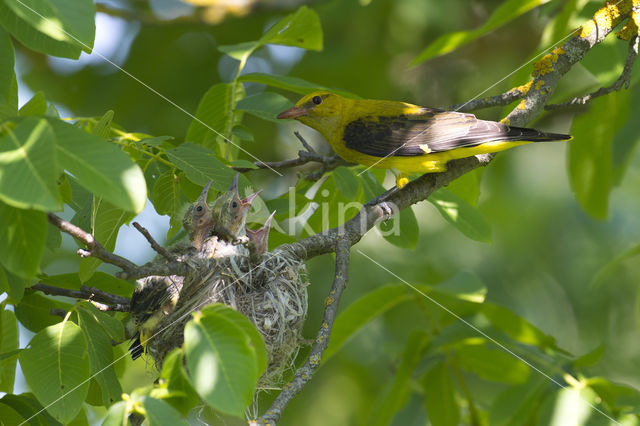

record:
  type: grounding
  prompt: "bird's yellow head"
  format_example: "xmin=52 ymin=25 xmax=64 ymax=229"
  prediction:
xmin=277 ymin=92 xmax=346 ymax=137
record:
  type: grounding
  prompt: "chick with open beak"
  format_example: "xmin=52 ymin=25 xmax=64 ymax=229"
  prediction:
xmin=211 ymin=173 xmax=261 ymax=242
xmin=246 ymin=210 xmax=276 ymax=255
xmin=182 ymin=181 xmax=215 ymax=250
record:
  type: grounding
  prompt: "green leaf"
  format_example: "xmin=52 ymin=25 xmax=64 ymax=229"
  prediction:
xmin=0 ymin=265 xmax=26 ymax=302
xmin=447 ymin=168 xmax=482 ymax=207
xmin=166 ymin=143 xmax=247 ymax=192
xmin=412 ymin=0 xmax=550 ymax=65
xmin=231 ymin=124 xmax=254 ymax=142
xmin=574 ymin=345 xmax=605 ymax=369
xmin=0 ymin=392 xmax=62 ymax=426
xmin=141 ymin=396 xmax=189 ymax=426
xmin=218 ymin=6 xmax=323 ymax=64
xmin=569 ymin=88 xmax=629 ymax=219
xmin=434 ymin=271 xmax=487 ymax=303
xmin=102 ymin=400 xmax=128 ymax=426
xmin=159 ymin=349 xmax=200 ymax=415
xmin=234 ymin=92 xmax=293 ymax=122
xmin=0 ymin=309 xmax=18 ymax=392
xmin=0 ymin=402 xmax=25 ymax=424
xmin=19 ymin=321 xmax=90 ymax=423
xmin=238 ymin=73 xmax=360 ymax=98
xmin=0 ymin=26 xmax=18 ymax=120
xmin=76 ymin=303 xmax=123 ymax=406
xmin=78 ymin=198 xmax=134 ymax=282
xmin=0 ymin=117 xmax=62 ymax=210
xmin=481 ymin=303 xmax=556 ymax=348
xmin=0 ymin=201 xmax=46 ymax=277
xmin=456 ymin=342 xmax=530 ymax=384
xmin=19 ymin=91 xmax=47 ymax=116
xmin=186 ymin=83 xmax=233 ymax=150
xmin=2 ymin=0 xmax=95 ymax=55
xmin=14 ymin=293 xmax=71 ymax=333
xmin=380 ymin=205 xmax=419 ymax=249
xmin=183 ymin=305 xmax=259 ymax=417
xmin=422 ymin=362 xmax=460 ymax=426
xmin=260 ymin=6 xmax=323 ymax=51
xmin=332 ymin=166 xmax=360 ymax=200
xmin=611 ymin=83 xmax=640 ymax=185
xmin=324 ymin=285 xmax=410 ymax=363
xmin=91 ymin=110 xmax=114 ymax=138
xmin=591 ymin=244 xmax=640 ymax=288
xmin=536 ymin=387 xmax=600 ymax=426
xmin=201 ymin=304 xmax=267 ymax=377
xmin=429 ymin=188 xmax=492 ymax=243
xmin=152 ymin=170 xmax=184 ymax=217
xmin=49 ymin=119 xmax=147 ymax=213
xmin=368 ymin=331 xmax=430 ymax=426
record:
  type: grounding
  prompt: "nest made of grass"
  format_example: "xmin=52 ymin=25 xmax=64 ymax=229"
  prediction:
xmin=145 ymin=239 xmax=309 ymax=385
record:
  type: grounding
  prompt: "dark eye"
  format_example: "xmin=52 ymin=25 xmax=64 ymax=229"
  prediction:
xmin=232 ymin=201 xmax=238 ymax=208
xmin=196 ymin=205 xmax=203 ymax=212
xmin=312 ymin=96 xmax=322 ymax=105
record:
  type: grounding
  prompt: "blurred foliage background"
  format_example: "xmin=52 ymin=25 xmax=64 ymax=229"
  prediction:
xmin=3 ymin=0 xmax=640 ymax=424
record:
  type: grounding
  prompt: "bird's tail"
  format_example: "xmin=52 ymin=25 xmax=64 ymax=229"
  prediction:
xmin=507 ymin=126 xmax=572 ymax=142
xmin=129 ymin=334 xmax=144 ymax=360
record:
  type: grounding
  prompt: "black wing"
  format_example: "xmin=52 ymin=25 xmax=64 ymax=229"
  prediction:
xmin=342 ymin=109 xmax=570 ymax=158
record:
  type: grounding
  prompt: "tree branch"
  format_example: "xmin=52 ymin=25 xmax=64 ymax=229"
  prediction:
xmin=447 ymin=81 xmax=532 ymax=112
xmin=233 ymin=131 xmax=353 ymax=180
xmin=255 ymin=238 xmax=351 ymax=425
xmin=47 ymin=213 xmax=139 ymax=274
xmin=545 ymin=34 xmax=639 ymax=110
xmin=279 ymin=154 xmax=492 ymax=261
xmin=505 ymin=0 xmax=637 ymax=127
xmin=30 ymin=283 xmax=130 ymax=311
xmin=133 ymin=222 xmax=177 ymax=262
xmin=48 ymin=212 xmax=189 ymax=281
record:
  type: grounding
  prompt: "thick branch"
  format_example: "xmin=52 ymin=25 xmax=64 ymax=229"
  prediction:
xmin=279 ymin=155 xmax=491 ymax=261
xmin=545 ymin=34 xmax=639 ymax=110
xmin=48 ymin=212 xmax=189 ymax=281
xmin=31 ymin=283 xmax=130 ymax=311
xmin=256 ymin=238 xmax=351 ymax=425
xmin=47 ymin=213 xmax=139 ymax=273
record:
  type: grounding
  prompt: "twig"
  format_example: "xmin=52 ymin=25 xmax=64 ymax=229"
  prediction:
xmin=447 ymin=82 xmax=531 ymax=112
xmin=133 ymin=222 xmax=177 ymax=261
xmin=48 ymin=212 xmax=189 ymax=281
xmin=31 ymin=283 xmax=131 ymax=311
xmin=255 ymin=238 xmax=351 ymax=425
xmin=545 ymin=35 xmax=639 ymax=110
xmin=232 ymin=131 xmax=352 ymax=180
xmin=505 ymin=0 xmax=637 ymax=127
xmin=47 ymin=213 xmax=139 ymax=274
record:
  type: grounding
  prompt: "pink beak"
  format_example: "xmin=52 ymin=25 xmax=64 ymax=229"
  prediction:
xmin=277 ymin=106 xmax=307 ymax=119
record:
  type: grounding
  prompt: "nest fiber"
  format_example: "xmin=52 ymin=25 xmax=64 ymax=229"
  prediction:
xmin=147 ymin=240 xmax=308 ymax=385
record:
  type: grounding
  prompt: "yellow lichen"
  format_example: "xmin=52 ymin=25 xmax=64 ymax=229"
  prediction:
xmin=535 ymin=80 xmax=545 ymax=91
xmin=580 ymin=0 xmax=635 ymax=39
xmin=513 ymin=80 xmax=533 ymax=95
xmin=533 ymin=46 xmax=565 ymax=77
xmin=617 ymin=10 xmax=640 ymax=40
xmin=517 ymin=100 xmax=527 ymax=110
xmin=500 ymin=118 xmax=510 ymax=125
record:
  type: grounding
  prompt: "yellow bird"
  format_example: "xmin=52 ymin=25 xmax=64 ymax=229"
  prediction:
xmin=277 ymin=92 xmax=572 ymax=188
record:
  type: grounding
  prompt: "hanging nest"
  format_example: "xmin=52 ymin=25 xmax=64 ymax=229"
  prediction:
xmin=144 ymin=238 xmax=309 ymax=385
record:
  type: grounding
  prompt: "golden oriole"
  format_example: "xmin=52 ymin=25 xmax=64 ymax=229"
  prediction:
xmin=277 ymin=92 xmax=572 ymax=188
